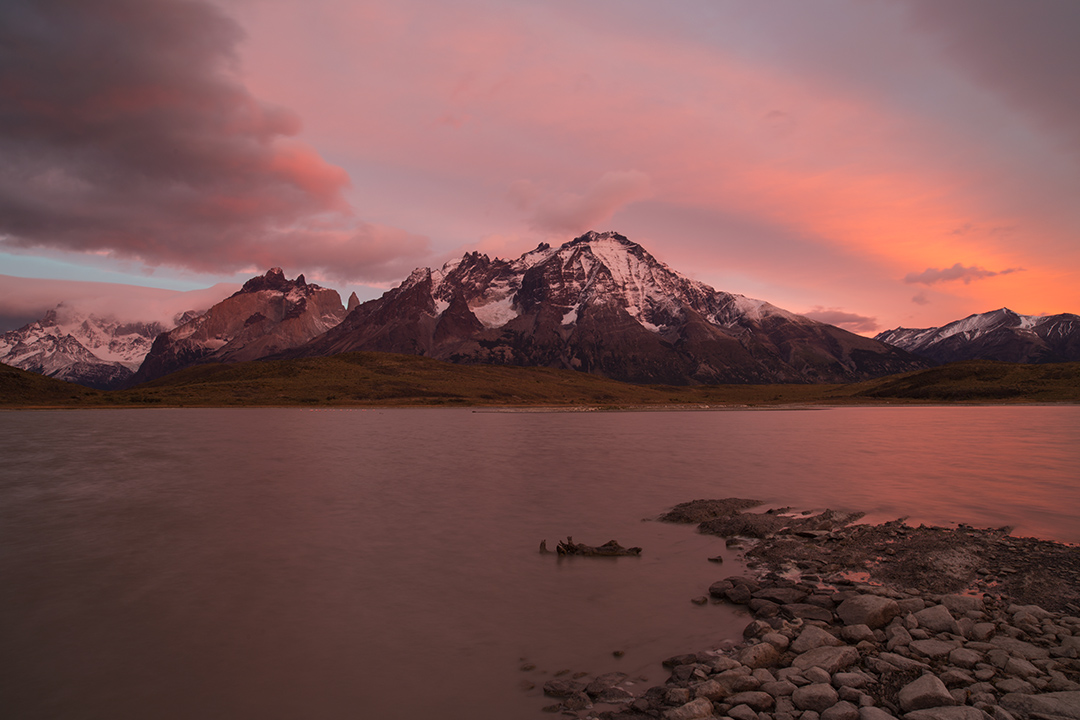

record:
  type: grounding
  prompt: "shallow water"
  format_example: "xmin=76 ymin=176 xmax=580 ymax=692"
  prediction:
xmin=1 ymin=406 xmax=1077 ymax=719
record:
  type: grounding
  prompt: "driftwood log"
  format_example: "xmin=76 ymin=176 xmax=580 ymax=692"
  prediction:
xmin=546 ymin=536 xmax=642 ymax=556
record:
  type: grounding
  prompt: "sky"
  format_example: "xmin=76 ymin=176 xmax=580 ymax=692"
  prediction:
xmin=1 ymin=0 xmax=1078 ymax=335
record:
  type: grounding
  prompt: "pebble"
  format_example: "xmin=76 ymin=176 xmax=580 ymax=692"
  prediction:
xmin=536 ymin=532 xmax=1080 ymax=720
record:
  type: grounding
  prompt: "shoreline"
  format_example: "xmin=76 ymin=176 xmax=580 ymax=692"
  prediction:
xmin=537 ymin=500 xmax=1080 ymax=720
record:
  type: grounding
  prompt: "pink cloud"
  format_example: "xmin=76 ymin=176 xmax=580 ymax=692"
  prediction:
xmin=801 ymin=306 xmax=879 ymax=333
xmin=510 ymin=170 xmax=653 ymax=235
xmin=904 ymin=264 xmax=1025 ymax=285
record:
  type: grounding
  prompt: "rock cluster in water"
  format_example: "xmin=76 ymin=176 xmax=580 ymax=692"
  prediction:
xmin=538 ymin=500 xmax=1080 ymax=720
xmin=543 ymin=575 xmax=1080 ymax=720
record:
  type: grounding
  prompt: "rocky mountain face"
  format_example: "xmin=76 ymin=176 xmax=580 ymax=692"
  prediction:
xmin=0 ymin=308 xmax=172 ymax=389
xmin=129 ymin=268 xmax=347 ymax=385
xmin=876 ymin=308 xmax=1080 ymax=364
xmin=289 ymin=231 xmax=928 ymax=384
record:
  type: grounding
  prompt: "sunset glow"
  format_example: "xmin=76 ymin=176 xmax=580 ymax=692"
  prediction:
xmin=1 ymin=0 xmax=1078 ymax=334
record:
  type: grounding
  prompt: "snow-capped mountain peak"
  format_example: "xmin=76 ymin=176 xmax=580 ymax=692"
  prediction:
xmin=876 ymin=308 xmax=1080 ymax=364
xmin=295 ymin=230 xmax=925 ymax=384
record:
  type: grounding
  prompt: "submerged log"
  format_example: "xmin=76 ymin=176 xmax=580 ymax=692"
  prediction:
xmin=555 ymin=536 xmax=642 ymax=557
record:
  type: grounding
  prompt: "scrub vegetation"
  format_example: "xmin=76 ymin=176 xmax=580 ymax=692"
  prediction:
xmin=3 ymin=355 xmax=1079 ymax=409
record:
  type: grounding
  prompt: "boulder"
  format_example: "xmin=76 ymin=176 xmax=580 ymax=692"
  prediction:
xmin=903 ymin=708 xmax=989 ymax=720
xmin=544 ymin=679 xmax=586 ymax=697
xmin=792 ymin=645 xmax=860 ymax=674
xmin=586 ymin=671 xmax=629 ymax=696
xmin=792 ymin=626 xmax=845 ymax=654
xmin=948 ymin=648 xmax=983 ymax=669
xmin=913 ymin=606 xmax=960 ymax=635
xmin=755 ymin=587 xmax=810 ymax=605
xmin=794 ymin=683 xmax=840 ymax=712
xmin=663 ymin=697 xmax=715 ymax=720
xmin=898 ymin=674 xmax=956 ymax=712
xmin=728 ymin=704 xmax=759 ymax=720
xmin=941 ymin=595 xmax=985 ymax=615
xmin=1000 ymin=690 xmax=1080 ymax=720
xmin=838 ymin=595 xmax=901 ymax=629
xmin=740 ymin=641 xmax=781 ymax=668
xmin=910 ymin=639 xmax=958 ymax=659
xmin=860 ymin=707 xmax=899 ymax=720
xmin=727 ymin=691 xmax=775 ymax=710
xmin=823 ymin=700 xmax=861 ymax=720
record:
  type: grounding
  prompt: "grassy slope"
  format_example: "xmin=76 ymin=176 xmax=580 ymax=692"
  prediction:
xmin=2 ymin=355 xmax=1079 ymax=409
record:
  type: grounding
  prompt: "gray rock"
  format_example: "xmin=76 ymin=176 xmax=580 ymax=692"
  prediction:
xmin=843 ymin=625 xmax=878 ymax=644
xmin=596 ymin=686 xmax=635 ymax=703
xmin=727 ymin=584 xmax=754 ymax=604
xmin=897 ymin=599 xmax=927 ymax=614
xmin=939 ymin=669 xmax=974 ymax=687
xmin=563 ymin=691 xmax=591 ymax=711
xmin=740 ymin=642 xmax=781 ymax=669
xmin=727 ymin=691 xmax=775 ymax=710
xmin=988 ymin=707 xmax=1015 ymax=720
xmin=989 ymin=637 xmax=1049 ymax=661
xmin=586 ymin=671 xmax=629 ymax=696
xmin=898 ymin=674 xmax=956 ymax=712
xmin=787 ymin=603 xmax=837 ymax=622
xmin=728 ymin=703 xmax=759 ymax=720
xmin=544 ymin=679 xmax=586 ymax=697
xmin=942 ymin=595 xmax=985 ymax=615
xmin=764 ymin=632 xmax=791 ymax=650
xmin=834 ymin=673 xmax=873 ymax=689
xmin=762 ymin=680 xmax=798 ymax=697
xmin=913 ymin=606 xmax=960 ymax=635
xmin=715 ymin=669 xmax=763 ymax=694
xmin=994 ymin=679 xmax=1033 ymax=694
xmin=694 ymin=679 xmax=726 ymax=701
xmin=663 ymin=696 xmax=715 ymax=720
xmin=903 ymin=707 xmax=989 ymax=720
xmin=838 ymin=595 xmax=901 ymax=629
xmin=887 ymin=626 xmax=914 ymax=651
xmin=876 ymin=653 xmax=931 ymax=673
xmin=756 ymin=587 xmax=810 ymax=605
xmin=1000 ymin=690 xmax=1080 ymax=720
xmin=1003 ymin=657 xmax=1039 ymax=678
xmin=793 ymin=646 xmax=860 ymax=674
xmin=860 ymin=707 xmax=899 ymax=720
xmin=823 ymin=700 xmax=861 ymax=720
xmin=752 ymin=668 xmax=776 ymax=684
xmin=792 ymin=626 xmax=845 ymax=654
xmin=794 ymin=683 xmax=840 ymax=712
xmin=949 ymin=648 xmax=983 ymax=669
xmin=668 ymin=687 xmax=693 ymax=705
xmin=910 ymin=639 xmax=958 ymax=659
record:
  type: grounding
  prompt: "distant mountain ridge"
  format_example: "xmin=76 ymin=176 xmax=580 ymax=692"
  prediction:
xmin=876 ymin=308 xmax=1080 ymax=364
xmin=285 ymin=231 xmax=927 ymax=384
xmin=0 ymin=307 xmax=177 ymax=389
xmin=128 ymin=268 xmax=346 ymax=385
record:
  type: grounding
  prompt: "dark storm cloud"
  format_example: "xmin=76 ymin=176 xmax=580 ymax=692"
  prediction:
xmin=0 ymin=0 xmax=428 ymax=282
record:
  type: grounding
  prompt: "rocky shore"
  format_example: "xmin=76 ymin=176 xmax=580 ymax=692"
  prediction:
xmin=538 ymin=499 xmax=1080 ymax=720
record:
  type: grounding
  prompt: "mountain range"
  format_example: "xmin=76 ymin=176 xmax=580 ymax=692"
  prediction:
xmin=0 ymin=307 xmax=180 ymax=390
xmin=5 ymin=231 xmax=1079 ymax=389
xmin=128 ymin=268 xmax=348 ymax=385
xmin=875 ymin=308 xmax=1080 ymax=365
xmin=284 ymin=231 xmax=926 ymax=384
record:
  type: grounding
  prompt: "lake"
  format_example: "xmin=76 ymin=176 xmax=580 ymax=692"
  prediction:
xmin=1 ymin=406 xmax=1078 ymax=719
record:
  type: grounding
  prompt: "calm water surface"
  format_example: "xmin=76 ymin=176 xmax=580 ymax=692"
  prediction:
xmin=1 ymin=406 xmax=1078 ymax=719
